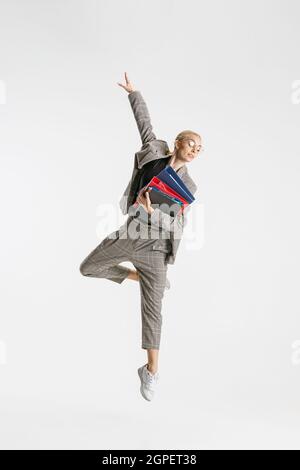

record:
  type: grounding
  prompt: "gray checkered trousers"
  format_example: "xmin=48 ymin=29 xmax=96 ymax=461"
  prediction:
xmin=79 ymin=214 xmax=172 ymax=350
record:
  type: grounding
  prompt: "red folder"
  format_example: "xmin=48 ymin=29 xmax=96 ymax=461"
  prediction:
xmin=132 ymin=176 xmax=189 ymax=215
xmin=147 ymin=177 xmax=189 ymax=212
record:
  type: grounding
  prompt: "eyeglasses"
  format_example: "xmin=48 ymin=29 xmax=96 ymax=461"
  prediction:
xmin=181 ymin=138 xmax=204 ymax=153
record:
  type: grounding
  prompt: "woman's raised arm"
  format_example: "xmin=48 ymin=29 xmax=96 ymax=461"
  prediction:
xmin=117 ymin=72 xmax=157 ymax=145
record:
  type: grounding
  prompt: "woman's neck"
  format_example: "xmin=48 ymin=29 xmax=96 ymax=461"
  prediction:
xmin=168 ymin=153 xmax=185 ymax=173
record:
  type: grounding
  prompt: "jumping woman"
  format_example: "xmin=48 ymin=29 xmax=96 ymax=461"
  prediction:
xmin=79 ymin=72 xmax=202 ymax=401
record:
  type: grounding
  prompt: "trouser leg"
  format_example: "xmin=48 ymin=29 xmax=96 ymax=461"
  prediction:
xmin=133 ymin=249 xmax=168 ymax=350
xmin=79 ymin=230 xmax=132 ymax=284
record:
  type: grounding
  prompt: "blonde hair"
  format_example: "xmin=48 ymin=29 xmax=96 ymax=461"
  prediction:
xmin=166 ymin=130 xmax=202 ymax=156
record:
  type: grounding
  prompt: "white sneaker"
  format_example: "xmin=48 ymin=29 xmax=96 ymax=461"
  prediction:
xmin=137 ymin=363 xmax=160 ymax=401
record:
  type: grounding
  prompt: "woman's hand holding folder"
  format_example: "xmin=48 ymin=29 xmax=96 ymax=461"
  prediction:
xmin=136 ymin=187 xmax=154 ymax=215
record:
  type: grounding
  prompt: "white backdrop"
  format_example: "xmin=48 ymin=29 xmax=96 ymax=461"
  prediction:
xmin=0 ymin=0 xmax=299 ymax=450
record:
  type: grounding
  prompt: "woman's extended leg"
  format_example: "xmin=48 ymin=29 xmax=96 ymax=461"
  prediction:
xmin=133 ymin=250 xmax=168 ymax=354
xmin=147 ymin=349 xmax=159 ymax=374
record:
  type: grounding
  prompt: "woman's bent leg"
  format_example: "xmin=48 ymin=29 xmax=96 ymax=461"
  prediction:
xmin=79 ymin=230 xmax=132 ymax=284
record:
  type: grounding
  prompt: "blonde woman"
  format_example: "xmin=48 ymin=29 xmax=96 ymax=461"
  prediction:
xmin=80 ymin=72 xmax=202 ymax=401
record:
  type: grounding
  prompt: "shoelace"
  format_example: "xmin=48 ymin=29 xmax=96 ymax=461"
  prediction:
xmin=144 ymin=368 xmax=159 ymax=390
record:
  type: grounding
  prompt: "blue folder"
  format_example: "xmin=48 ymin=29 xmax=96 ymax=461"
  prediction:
xmin=156 ymin=166 xmax=195 ymax=204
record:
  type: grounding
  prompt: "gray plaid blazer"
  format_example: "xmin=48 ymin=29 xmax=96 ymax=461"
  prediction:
xmin=119 ymin=90 xmax=197 ymax=265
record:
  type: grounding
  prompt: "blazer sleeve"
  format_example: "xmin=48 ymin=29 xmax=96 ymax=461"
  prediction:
xmin=128 ymin=90 xmax=157 ymax=146
xmin=149 ymin=183 xmax=198 ymax=235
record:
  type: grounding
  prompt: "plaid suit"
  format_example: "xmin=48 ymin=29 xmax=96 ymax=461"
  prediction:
xmin=80 ymin=90 xmax=197 ymax=349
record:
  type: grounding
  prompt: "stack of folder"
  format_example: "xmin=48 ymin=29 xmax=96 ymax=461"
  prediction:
xmin=133 ymin=165 xmax=195 ymax=218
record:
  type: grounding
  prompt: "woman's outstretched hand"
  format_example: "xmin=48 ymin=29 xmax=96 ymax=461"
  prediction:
xmin=117 ymin=72 xmax=136 ymax=93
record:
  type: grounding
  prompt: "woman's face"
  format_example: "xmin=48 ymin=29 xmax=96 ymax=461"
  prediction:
xmin=175 ymin=136 xmax=202 ymax=163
